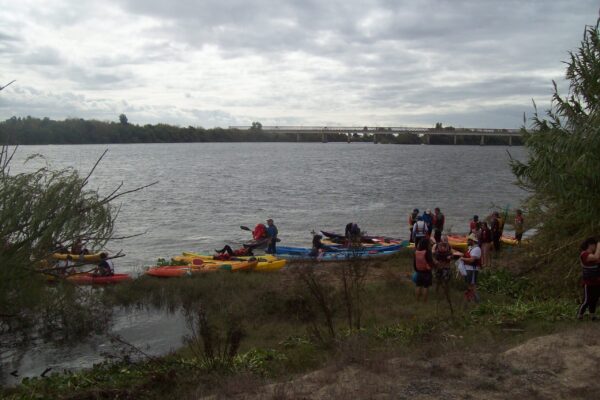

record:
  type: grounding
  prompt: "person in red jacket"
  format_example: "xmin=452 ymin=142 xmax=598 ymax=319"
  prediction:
xmin=578 ymin=237 xmax=600 ymax=320
xmin=413 ymin=238 xmax=434 ymax=302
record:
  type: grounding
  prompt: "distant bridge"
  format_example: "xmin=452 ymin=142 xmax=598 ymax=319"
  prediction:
xmin=229 ymin=126 xmax=523 ymax=145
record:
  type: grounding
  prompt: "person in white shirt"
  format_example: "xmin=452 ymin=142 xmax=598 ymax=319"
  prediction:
xmin=460 ymin=233 xmax=481 ymax=302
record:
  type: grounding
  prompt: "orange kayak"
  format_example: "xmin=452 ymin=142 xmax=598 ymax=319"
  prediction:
xmin=66 ymin=273 xmax=132 ymax=285
xmin=145 ymin=260 xmax=258 ymax=277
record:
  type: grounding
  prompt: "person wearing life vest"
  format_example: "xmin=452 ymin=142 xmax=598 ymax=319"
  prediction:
xmin=214 ymin=245 xmax=253 ymax=261
xmin=490 ymin=211 xmax=502 ymax=251
xmin=432 ymin=207 xmax=445 ymax=235
xmin=469 ymin=215 xmax=480 ymax=234
xmin=433 ymin=235 xmax=454 ymax=313
xmin=413 ymin=238 xmax=434 ymax=302
xmin=252 ymin=223 xmax=268 ymax=241
xmin=514 ymin=209 xmax=525 ymax=243
xmin=460 ymin=233 xmax=481 ymax=302
xmin=408 ymin=209 xmax=419 ymax=242
xmin=577 ymin=237 xmax=600 ymax=320
xmin=412 ymin=216 xmax=428 ymax=248
xmin=95 ymin=252 xmax=114 ymax=277
xmin=479 ymin=222 xmax=493 ymax=268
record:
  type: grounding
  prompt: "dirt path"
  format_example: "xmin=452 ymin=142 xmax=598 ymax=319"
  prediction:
xmin=204 ymin=325 xmax=600 ymax=399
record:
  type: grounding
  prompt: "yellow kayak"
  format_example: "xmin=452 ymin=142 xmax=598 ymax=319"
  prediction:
xmin=51 ymin=252 xmax=103 ymax=262
xmin=178 ymin=252 xmax=286 ymax=272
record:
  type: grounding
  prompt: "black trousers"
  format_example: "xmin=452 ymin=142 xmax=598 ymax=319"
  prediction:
xmin=578 ymin=284 xmax=600 ymax=316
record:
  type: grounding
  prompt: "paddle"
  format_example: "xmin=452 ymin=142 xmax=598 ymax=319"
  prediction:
xmin=240 ymin=225 xmax=251 ymax=231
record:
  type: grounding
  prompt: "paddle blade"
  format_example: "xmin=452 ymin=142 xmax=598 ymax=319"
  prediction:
xmin=240 ymin=226 xmax=251 ymax=231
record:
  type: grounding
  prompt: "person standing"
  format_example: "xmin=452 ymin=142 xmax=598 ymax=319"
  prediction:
xmin=490 ymin=211 xmax=502 ymax=251
xmin=480 ymin=222 xmax=493 ymax=268
xmin=414 ymin=238 xmax=434 ymax=302
xmin=408 ymin=209 xmax=419 ymax=242
xmin=423 ymin=209 xmax=433 ymax=235
xmin=514 ymin=209 xmax=525 ymax=243
xmin=433 ymin=235 xmax=454 ymax=313
xmin=469 ymin=215 xmax=480 ymax=234
xmin=460 ymin=233 xmax=482 ymax=302
xmin=432 ymin=207 xmax=445 ymax=235
xmin=412 ymin=216 xmax=428 ymax=248
xmin=266 ymin=218 xmax=278 ymax=254
xmin=577 ymin=237 xmax=600 ymax=320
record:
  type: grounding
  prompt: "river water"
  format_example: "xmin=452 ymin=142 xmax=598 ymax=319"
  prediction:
xmin=1 ymin=142 xmax=526 ymax=384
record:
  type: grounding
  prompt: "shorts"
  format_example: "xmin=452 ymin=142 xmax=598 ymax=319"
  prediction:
xmin=415 ymin=271 xmax=432 ymax=288
xmin=436 ymin=267 xmax=451 ymax=283
xmin=465 ymin=269 xmax=478 ymax=285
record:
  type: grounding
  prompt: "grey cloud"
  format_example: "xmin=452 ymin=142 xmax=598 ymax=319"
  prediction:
xmin=15 ymin=46 xmax=65 ymax=66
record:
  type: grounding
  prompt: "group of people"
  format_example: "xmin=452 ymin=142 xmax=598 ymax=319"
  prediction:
xmin=214 ymin=218 xmax=279 ymax=260
xmin=409 ymin=207 xmax=525 ymax=305
xmin=53 ymin=242 xmax=114 ymax=277
xmin=412 ymin=230 xmax=481 ymax=306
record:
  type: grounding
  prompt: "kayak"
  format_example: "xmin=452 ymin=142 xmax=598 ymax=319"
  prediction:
xmin=51 ymin=252 xmax=103 ymax=262
xmin=176 ymin=253 xmax=286 ymax=272
xmin=181 ymin=251 xmax=278 ymax=262
xmin=276 ymin=244 xmax=404 ymax=262
xmin=320 ymin=231 xmax=404 ymax=244
xmin=66 ymin=273 xmax=131 ymax=285
xmin=501 ymin=235 xmax=521 ymax=246
xmin=145 ymin=260 xmax=258 ymax=277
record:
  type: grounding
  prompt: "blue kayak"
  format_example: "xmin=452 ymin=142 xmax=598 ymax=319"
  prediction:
xmin=276 ymin=242 xmax=407 ymax=262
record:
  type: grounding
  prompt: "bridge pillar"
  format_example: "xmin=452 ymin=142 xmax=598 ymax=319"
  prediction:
xmin=373 ymin=134 xmax=378 ymax=144
xmin=425 ymin=134 xmax=430 ymax=145
xmin=296 ymin=132 xmax=301 ymax=142
xmin=509 ymin=135 xmax=512 ymax=146
xmin=453 ymin=135 xmax=457 ymax=145
xmin=480 ymin=135 xmax=485 ymax=146
xmin=322 ymin=132 xmax=327 ymax=143
xmin=347 ymin=133 xmax=351 ymax=143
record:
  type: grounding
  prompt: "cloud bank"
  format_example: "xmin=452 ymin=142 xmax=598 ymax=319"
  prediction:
xmin=0 ymin=0 xmax=596 ymax=128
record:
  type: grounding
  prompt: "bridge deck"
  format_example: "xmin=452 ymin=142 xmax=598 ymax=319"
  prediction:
xmin=229 ymin=126 xmax=522 ymax=136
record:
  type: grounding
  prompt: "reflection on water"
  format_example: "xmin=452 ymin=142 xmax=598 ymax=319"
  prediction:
xmin=1 ymin=307 xmax=188 ymax=385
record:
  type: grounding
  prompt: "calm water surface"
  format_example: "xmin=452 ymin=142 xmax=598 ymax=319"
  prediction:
xmin=1 ymin=142 xmax=526 ymax=383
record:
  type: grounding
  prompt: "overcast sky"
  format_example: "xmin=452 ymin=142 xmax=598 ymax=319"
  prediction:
xmin=0 ymin=0 xmax=596 ymax=128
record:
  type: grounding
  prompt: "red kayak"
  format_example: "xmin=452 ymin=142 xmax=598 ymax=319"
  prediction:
xmin=66 ymin=273 xmax=132 ymax=285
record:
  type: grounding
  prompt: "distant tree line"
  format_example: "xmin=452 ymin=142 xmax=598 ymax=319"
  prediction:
xmin=0 ymin=116 xmax=521 ymax=145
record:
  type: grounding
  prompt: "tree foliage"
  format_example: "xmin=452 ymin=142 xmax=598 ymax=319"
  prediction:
xmin=0 ymin=147 xmax=151 ymax=336
xmin=511 ymin=19 xmax=600 ymax=289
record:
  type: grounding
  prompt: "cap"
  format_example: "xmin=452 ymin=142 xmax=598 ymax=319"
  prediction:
xmin=473 ymin=215 xmax=479 ymax=221
xmin=266 ymin=218 xmax=273 ymax=222
xmin=413 ymin=208 xmax=419 ymax=213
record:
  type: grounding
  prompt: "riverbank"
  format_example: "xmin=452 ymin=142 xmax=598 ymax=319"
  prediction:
xmin=3 ymin=248 xmax=592 ymax=399
xmin=1 ymin=117 xmax=522 ymax=146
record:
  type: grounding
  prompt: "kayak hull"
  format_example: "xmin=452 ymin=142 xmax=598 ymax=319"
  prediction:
xmin=146 ymin=260 xmax=258 ymax=277
xmin=66 ymin=273 xmax=131 ymax=285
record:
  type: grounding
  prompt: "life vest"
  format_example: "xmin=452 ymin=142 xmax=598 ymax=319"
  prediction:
xmin=414 ymin=221 xmax=426 ymax=236
xmin=233 ymin=248 xmax=249 ymax=256
xmin=434 ymin=243 xmax=452 ymax=263
xmin=415 ymin=250 xmax=431 ymax=271
xmin=480 ymin=228 xmax=491 ymax=243
xmin=253 ymin=224 xmax=267 ymax=240
xmin=433 ymin=214 xmax=444 ymax=230
xmin=464 ymin=247 xmax=481 ymax=269
xmin=580 ymin=251 xmax=600 ymax=282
